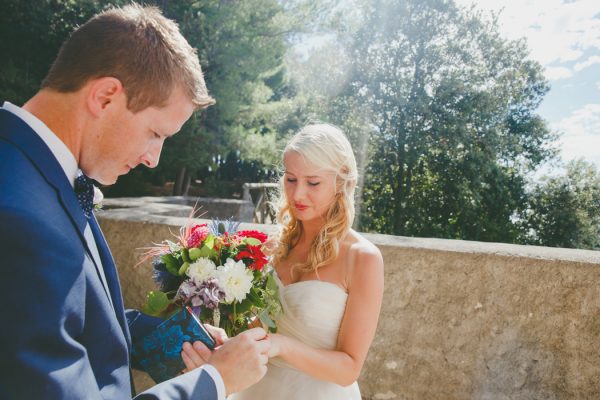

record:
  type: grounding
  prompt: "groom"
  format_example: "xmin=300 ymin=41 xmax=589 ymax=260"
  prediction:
xmin=0 ymin=4 xmax=269 ymax=400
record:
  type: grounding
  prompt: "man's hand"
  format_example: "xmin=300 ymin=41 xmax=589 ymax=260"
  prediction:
xmin=208 ymin=327 xmax=271 ymax=395
xmin=181 ymin=324 xmax=227 ymax=371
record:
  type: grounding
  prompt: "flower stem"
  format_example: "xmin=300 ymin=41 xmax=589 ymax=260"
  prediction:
xmin=233 ymin=302 xmax=237 ymax=335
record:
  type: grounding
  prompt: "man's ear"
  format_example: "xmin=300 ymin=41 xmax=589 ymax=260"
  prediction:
xmin=86 ymin=77 xmax=125 ymax=117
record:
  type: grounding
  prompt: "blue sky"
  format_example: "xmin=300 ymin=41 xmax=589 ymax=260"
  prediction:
xmin=457 ymin=0 xmax=600 ymax=171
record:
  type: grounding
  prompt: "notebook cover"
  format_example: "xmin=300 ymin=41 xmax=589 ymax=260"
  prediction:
xmin=130 ymin=306 xmax=215 ymax=383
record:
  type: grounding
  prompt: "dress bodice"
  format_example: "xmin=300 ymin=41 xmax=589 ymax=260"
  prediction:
xmin=229 ymin=272 xmax=361 ymax=400
xmin=273 ymin=272 xmax=348 ymax=354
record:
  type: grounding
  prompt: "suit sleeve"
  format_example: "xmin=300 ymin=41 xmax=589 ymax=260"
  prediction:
xmin=0 ymin=208 xmax=105 ymax=399
xmin=134 ymin=367 xmax=221 ymax=400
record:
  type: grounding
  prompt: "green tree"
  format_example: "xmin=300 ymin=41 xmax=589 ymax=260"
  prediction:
xmin=0 ymin=0 xmax=116 ymax=104
xmin=334 ymin=0 xmax=556 ymax=241
xmin=140 ymin=0 xmax=291 ymax=195
xmin=523 ymin=160 xmax=600 ymax=249
xmin=0 ymin=0 xmax=295 ymax=196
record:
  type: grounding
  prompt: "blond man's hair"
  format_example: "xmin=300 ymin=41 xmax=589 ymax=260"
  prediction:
xmin=42 ymin=3 xmax=214 ymax=112
xmin=272 ymin=124 xmax=358 ymax=277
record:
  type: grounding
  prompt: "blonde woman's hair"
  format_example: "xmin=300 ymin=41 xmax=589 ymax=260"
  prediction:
xmin=42 ymin=4 xmax=214 ymax=112
xmin=272 ymin=123 xmax=358 ymax=277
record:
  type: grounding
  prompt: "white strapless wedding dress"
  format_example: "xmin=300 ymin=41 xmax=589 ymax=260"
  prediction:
xmin=229 ymin=273 xmax=361 ymax=400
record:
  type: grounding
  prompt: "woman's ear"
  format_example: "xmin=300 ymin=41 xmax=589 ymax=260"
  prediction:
xmin=345 ymin=179 xmax=357 ymax=194
xmin=85 ymin=77 xmax=124 ymax=117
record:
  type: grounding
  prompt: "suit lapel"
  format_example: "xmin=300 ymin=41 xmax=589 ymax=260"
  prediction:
xmin=0 ymin=109 xmax=130 ymax=345
xmin=88 ymin=214 xmax=131 ymax=348
xmin=0 ymin=109 xmax=88 ymax=234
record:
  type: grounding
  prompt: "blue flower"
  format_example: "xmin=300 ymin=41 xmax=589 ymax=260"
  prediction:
xmin=210 ymin=218 xmax=241 ymax=235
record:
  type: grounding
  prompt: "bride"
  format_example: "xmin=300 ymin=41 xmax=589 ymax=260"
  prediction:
xmin=230 ymin=123 xmax=384 ymax=399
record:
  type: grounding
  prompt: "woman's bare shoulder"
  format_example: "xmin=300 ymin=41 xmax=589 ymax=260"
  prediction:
xmin=346 ymin=230 xmax=382 ymax=258
xmin=344 ymin=230 xmax=383 ymax=281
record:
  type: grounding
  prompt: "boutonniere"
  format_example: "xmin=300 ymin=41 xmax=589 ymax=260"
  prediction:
xmin=93 ymin=185 xmax=104 ymax=211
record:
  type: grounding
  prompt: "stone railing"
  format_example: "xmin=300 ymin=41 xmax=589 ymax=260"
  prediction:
xmin=101 ymin=196 xmax=255 ymax=221
xmin=98 ymin=208 xmax=600 ymax=399
xmin=242 ymin=182 xmax=278 ymax=224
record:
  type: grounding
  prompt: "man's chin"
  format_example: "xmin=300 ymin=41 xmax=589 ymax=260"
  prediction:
xmin=94 ymin=175 xmax=118 ymax=186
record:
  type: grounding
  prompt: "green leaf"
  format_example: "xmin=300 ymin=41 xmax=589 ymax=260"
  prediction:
xmin=258 ymin=310 xmax=276 ymax=329
xmin=178 ymin=262 xmax=190 ymax=276
xmin=204 ymin=234 xmax=215 ymax=249
xmin=161 ymin=254 xmax=181 ymax=276
xmin=189 ymin=247 xmax=202 ymax=261
xmin=244 ymin=237 xmax=261 ymax=246
xmin=247 ymin=287 xmax=265 ymax=308
xmin=181 ymin=249 xmax=191 ymax=263
xmin=266 ymin=272 xmax=278 ymax=292
xmin=198 ymin=244 xmax=216 ymax=259
xmin=199 ymin=307 xmax=213 ymax=321
xmin=235 ymin=298 xmax=253 ymax=314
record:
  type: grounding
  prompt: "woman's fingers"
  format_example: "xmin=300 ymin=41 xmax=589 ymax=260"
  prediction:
xmin=204 ymin=324 xmax=228 ymax=345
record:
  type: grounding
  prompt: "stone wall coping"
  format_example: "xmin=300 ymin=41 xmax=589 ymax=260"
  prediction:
xmin=98 ymin=211 xmax=600 ymax=265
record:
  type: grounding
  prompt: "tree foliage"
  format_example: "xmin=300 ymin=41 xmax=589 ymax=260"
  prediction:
xmin=0 ymin=0 xmax=119 ymax=103
xmin=320 ymin=0 xmax=558 ymax=243
xmin=135 ymin=0 xmax=292 ymax=194
xmin=1 ymin=0 xmax=597 ymax=248
xmin=522 ymin=160 xmax=600 ymax=249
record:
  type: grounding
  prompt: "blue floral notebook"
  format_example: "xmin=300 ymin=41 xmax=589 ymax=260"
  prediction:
xmin=130 ymin=307 xmax=215 ymax=383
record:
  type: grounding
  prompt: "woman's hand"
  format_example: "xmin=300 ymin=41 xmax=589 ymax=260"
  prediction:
xmin=205 ymin=324 xmax=228 ymax=346
xmin=267 ymin=333 xmax=284 ymax=358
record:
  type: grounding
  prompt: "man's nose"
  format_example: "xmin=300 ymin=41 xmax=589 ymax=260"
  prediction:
xmin=140 ymin=142 xmax=163 ymax=168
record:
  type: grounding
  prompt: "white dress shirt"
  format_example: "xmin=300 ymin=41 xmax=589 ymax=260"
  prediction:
xmin=1 ymin=101 xmax=225 ymax=400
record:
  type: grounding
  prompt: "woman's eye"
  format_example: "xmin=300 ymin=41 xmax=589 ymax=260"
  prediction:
xmin=308 ymin=182 xmax=320 ymax=187
xmin=286 ymin=178 xmax=297 ymax=183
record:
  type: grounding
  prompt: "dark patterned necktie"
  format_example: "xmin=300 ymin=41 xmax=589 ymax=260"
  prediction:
xmin=75 ymin=174 xmax=94 ymax=218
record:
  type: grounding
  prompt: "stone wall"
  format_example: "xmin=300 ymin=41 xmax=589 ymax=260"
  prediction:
xmin=98 ymin=211 xmax=600 ymax=399
xmin=101 ymin=196 xmax=255 ymax=222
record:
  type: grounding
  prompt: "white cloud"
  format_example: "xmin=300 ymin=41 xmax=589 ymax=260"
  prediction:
xmin=454 ymin=1 xmax=600 ymax=170
xmin=554 ymin=104 xmax=600 ymax=136
xmin=544 ymin=66 xmax=573 ymax=80
xmin=574 ymin=55 xmax=600 ymax=72
xmin=456 ymin=0 xmax=600 ymax=67
xmin=552 ymin=104 xmax=600 ymax=167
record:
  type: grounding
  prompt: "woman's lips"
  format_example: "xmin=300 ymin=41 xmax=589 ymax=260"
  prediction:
xmin=295 ymin=203 xmax=308 ymax=211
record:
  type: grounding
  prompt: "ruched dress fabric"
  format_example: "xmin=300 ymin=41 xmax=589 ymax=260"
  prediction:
xmin=229 ymin=272 xmax=361 ymax=400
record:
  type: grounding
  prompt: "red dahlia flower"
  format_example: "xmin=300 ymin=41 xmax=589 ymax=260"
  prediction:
xmin=235 ymin=245 xmax=268 ymax=271
xmin=236 ymin=230 xmax=268 ymax=243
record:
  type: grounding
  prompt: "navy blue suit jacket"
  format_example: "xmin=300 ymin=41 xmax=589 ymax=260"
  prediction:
xmin=0 ymin=109 xmax=218 ymax=399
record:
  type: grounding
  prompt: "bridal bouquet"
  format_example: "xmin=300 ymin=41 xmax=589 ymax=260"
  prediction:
xmin=141 ymin=219 xmax=281 ymax=337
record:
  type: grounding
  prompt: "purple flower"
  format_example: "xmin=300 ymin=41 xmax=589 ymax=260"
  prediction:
xmin=177 ymin=278 xmax=225 ymax=310
xmin=197 ymin=278 xmax=226 ymax=310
